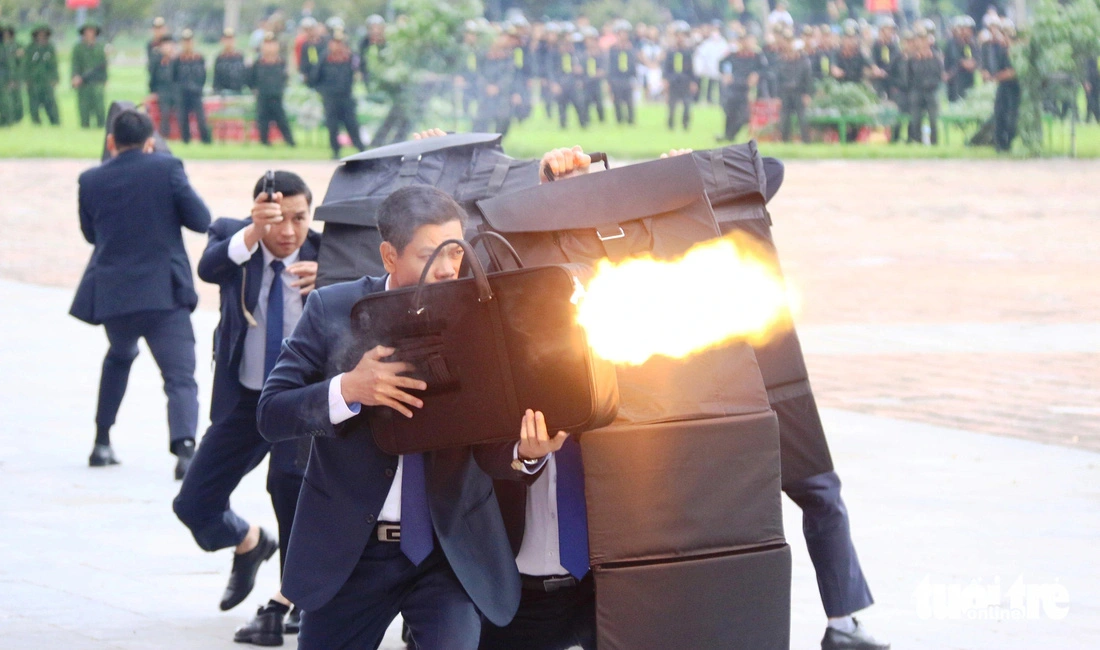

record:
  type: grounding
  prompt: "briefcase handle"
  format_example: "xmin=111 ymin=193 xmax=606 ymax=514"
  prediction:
xmin=411 ymin=239 xmax=493 ymax=314
xmin=542 ymin=152 xmax=609 ymax=183
xmin=468 ymin=231 xmax=525 ymax=269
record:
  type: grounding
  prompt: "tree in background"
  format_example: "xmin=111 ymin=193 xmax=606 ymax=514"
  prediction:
xmin=1014 ymin=0 xmax=1100 ymax=156
xmin=372 ymin=0 xmax=483 ymax=143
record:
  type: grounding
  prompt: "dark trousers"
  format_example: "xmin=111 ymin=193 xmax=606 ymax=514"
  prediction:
xmin=97 ymin=308 xmax=198 ymax=450
xmin=908 ymin=90 xmax=939 ymax=144
xmin=172 ymin=388 xmax=302 ymax=573
xmin=27 ymin=82 xmax=59 ymax=125
xmin=478 ymin=574 xmax=596 ymax=650
xmin=609 ymin=79 xmax=634 ymax=124
xmin=993 ymin=81 xmax=1021 ymax=153
xmin=157 ymin=91 xmax=178 ymax=138
xmin=473 ymin=96 xmax=512 ymax=136
xmin=541 ymin=79 xmax=555 ymax=119
xmin=512 ymin=82 xmax=532 ymax=122
xmin=374 ymin=105 xmax=412 ymax=147
xmin=298 ymin=543 xmax=480 ymax=650
xmin=322 ymin=94 xmax=364 ymax=156
xmin=779 ymin=93 xmax=808 ymax=143
xmin=556 ymin=86 xmax=586 ymax=129
xmin=256 ymin=95 xmax=295 ymax=146
xmin=667 ymin=85 xmax=692 ymax=129
xmin=722 ymin=86 xmax=751 ymax=141
xmin=582 ymin=81 xmax=604 ymax=124
xmin=784 ymin=471 xmax=874 ymax=618
xmin=179 ymin=91 xmax=211 ymax=144
xmin=1087 ymin=82 xmax=1100 ymax=123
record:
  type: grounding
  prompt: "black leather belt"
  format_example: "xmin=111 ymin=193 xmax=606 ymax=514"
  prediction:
xmin=521 ymin=574 xmax=577 ymax=593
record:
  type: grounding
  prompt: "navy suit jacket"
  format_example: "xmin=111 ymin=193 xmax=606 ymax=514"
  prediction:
xmin=198 ymin=216 xmax=321 ymax=474
xmin=70 ymin=150 xmax=211 ymax=325
xmin=257 ymin=276 xmax=527 ymax=624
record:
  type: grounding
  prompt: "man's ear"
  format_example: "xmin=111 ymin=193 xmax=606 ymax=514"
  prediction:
xmin=379 ymin=241 xmax=397 ymax=275
xmin=105 ymin=133 xmax=118 ymax=157
xmin=142 ymin=136 xmax=156 ymax=154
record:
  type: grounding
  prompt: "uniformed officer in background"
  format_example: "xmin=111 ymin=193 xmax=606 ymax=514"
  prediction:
xmin=456 ymin=21 xmax=483 ymax=119
xmin=147 ymin=16 xmax=169 ymax=87
xmin=25 ymin=23 xmax=59 ymax=125
xmin=358 ymin=14 xmax=386 ymax=95
xmin=718 ymin=32 xmax=764 ymax=142
xmin=149 ymin=35 xmax=178 ymax=138
xmin=579 ymin=27 xmax=606 ymax=126
xmin=906 ymin=29 xmax=943 ymax=145
xmin=474 ymin=31 xmax=517 ymax=135
xmin=868 ymin=18 xmax=900 ymax=100
xmin=174 ymin=29 xmax=211 ymax=145
xmin=944 ymin=16 xmax=978 ymax=103
xmin=607 ymin=20 xmax=637 ymax=125
xmin=1 ymin=23 xmax=24 ymax=125
xmin=297 ymin=18 xmax=327 ymax=89
xmin=663 ymin=21 xmax=697 ymax=131
xmin=987 ymin=20 xmax=1020 ymax=153
xmin=250 ymin=32 xmax=296 ymax=147
xmin=550 ymin=31 xmax=586 ymax=129
xmin=0 ymin=22 xmax=17 ymax=125
xmin=71 ymin=22 xmax=108 ymax=129
xmin=831 ymin=20 xmax=867 ymax=85
xmin=507 ymin=18 xmax=533 ymax=124
xmin=310 ymin=30 xmax=364 ymax=159
xmin=214 ymin=28 xmax=247 ymax=95
xmin=774 ymin=30 xmax=813 ymax=143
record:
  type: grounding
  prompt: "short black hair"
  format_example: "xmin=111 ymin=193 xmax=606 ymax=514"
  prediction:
xmin=377 ymin=185 xmax=468 ymax=254
xmin=112 ymin=109 xmax=155 ymax=148
xmin=252 ymin=170 xmax=313 ymax=205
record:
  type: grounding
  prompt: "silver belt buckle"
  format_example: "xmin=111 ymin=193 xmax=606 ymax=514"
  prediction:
xmin=543 ymin=576 xmax=577 ymax=592
xmin=595 ymin=225 xmax=626 ymax=242
xmin=376 ymin=522 xmax=401 ymax=542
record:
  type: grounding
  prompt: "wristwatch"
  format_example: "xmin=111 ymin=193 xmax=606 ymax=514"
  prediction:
xmin=511 ymin=455 xmax=542 ymax=471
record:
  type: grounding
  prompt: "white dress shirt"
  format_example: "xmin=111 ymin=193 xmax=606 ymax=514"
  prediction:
xmin=228 ymin=229 xmax=301 ymax=391
xmin=514 ymin=454 xmax=570 ymax=576
xmin=325 ymin=274 xmax=545 ymax=524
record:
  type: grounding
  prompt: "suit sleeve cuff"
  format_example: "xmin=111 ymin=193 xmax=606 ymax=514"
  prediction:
xmin=329 ymin=374 xmax=361 ymax=425
xmin=228 ymin=227 xmax=258 ymax=266
xmin=514 ymin=442 xmax=549 ymax=475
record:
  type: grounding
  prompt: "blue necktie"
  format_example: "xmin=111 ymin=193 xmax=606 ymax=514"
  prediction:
xmin=556 ymin=437 xmax=590 ymax=579
xmin=401 ymin=453 xmax=434 ymax=565
xmin=263 ymin=260 xmax=285 ymax=380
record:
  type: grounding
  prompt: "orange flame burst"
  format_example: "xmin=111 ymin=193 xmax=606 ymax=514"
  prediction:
xmin=576 ymin=232 xmax=798 ymax=366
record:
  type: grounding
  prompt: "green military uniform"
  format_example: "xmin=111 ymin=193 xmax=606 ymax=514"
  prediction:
xmin=72 ymin=23 xmax=108 ymax=128
xmin=25 ymin=24 xmax=60 ymax=125
xmin=0 ymin=23 xmax=13 ymax=125
xmin=1 ymin=23 xmax=25 ymax=124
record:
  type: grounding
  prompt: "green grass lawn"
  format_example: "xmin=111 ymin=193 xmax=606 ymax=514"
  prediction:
xmin=3 ymin=38 xmax=1099 ymax=161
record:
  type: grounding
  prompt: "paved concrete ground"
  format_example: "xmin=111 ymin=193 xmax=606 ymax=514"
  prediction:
xmin=1 ymin=158 xmax=1098 ymax=648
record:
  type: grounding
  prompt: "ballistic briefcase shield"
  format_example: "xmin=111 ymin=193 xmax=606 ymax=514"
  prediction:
xmin=315 ymin=133 xmax=540 ymax=287
xmin=348 ymin=238 xmax=618 ymax=455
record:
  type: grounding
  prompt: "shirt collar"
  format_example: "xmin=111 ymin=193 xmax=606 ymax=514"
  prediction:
xmin=384 ymin=274 xmax=392 ymax=291
xmin=259 ymin=240 xmax=301 ymax=270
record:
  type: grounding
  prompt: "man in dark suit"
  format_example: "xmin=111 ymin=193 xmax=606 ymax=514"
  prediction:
xmin=258 ymin=185 xmax=568 ymax=649
xmin=173 ymin=171 xmax=319 ymax=646
xmin=70 ymin=108 xmax=210 ymax=479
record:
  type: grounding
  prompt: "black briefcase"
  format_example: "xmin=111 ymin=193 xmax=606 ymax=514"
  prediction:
xmin=349 ymin=237 xmax=619 ymax=455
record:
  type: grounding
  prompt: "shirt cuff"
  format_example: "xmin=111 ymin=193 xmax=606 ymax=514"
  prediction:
xmin=228 ymin=227 xmax=259 ymax=266
xmin=329 ymin=374 xmax=361 ymax=425
xmin=513 ymin=442 xmax=549 ymax=475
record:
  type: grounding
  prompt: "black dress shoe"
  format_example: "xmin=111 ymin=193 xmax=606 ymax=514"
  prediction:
xmin=821 ymin=618 xmax=890 ymax=650
xmin=89 ymin=444 xmax=120 ymax=467
xmin=283 ymin=606 xmax=300 ymax=634
xmin=221 ymin=528 xmax=278 ymax=611
xmin=173 ymin=439 xmax=195 ymax=481
xmin=234 ymin=605 xmax=285 ymax=646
